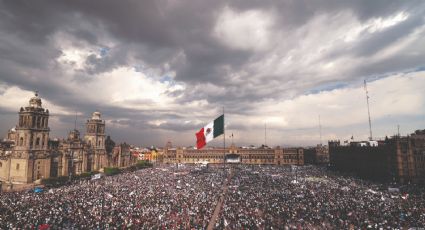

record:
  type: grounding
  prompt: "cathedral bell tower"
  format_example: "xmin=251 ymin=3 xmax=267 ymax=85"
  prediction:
xmin=84 ymin=111 xmax=106 ymax=170
xmin=13 ymin=92 xmax=51 ymax=183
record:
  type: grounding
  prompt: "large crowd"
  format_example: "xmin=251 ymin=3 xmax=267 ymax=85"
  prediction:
xmin=216 ymin=165 xmax=425 ymax=229
xmin=0 ymin=165 xmax=224 ymax=229
xmin=1 ymin=164 xmax=424 ymax=229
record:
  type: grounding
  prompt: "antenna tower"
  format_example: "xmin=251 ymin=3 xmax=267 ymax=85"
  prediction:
xmin=364 ymin=80 xmax=373 ymax=140
xmin=397 ymin=124 xmax=400 ymax=136
xmin=264 ymin=122 xmax=267 ymax=146
xmin=319 ymin=115 xmax=322 ymax=145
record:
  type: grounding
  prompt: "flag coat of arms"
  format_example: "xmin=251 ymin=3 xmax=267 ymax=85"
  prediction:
xmin=196 ymin=115 xmax=224 ymax=149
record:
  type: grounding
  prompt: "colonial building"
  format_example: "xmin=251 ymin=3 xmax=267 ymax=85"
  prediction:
xmin=411 ymin=130 xmax=425 ymax=184
xmin=111 ymin=143 xmax=137 ymax=168
xmin=0 ymin=93 xmax=118 ymax=190
xmin=329 ymin=130 xmax=425 ymax=184
xmin=163 ymin=144 xmax=304 ymax=166
xmin=0 ymin=93 xmax=51 ymax=184
xmin=49 ymin=129 xmax=94 ymax=178
xmin=304 ymin=144 xmax=329 ymax=165
xmin=84 ymin=111 xmax=107 ymax=170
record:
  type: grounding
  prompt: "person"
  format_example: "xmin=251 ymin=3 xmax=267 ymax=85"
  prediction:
xmin=1 ymin=164 xmax=424 ymax=229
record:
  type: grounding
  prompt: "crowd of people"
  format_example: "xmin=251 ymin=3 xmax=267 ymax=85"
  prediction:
xmin=1 ymin=164 xmax=424 ymax=229
xmin=0 ymin=165 xmax=224 ymax=229
xmin=216 ymin=165 xmax=425 ymax=229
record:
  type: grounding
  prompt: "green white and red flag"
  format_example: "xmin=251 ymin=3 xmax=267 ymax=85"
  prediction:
xmin=195 ymin=115 xmax=224 ymax=149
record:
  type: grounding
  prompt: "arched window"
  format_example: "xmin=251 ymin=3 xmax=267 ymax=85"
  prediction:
xmin=20 ymin=137 xmax=24 ymax=146
xmin=36 ymin=137 xmax=40 ymax=146
xmin=16 ymin=163 xmax=20 ymax=170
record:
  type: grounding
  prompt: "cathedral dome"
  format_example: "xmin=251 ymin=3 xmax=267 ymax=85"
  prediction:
xmin=29 ymin=91 xmax=42 ymax=108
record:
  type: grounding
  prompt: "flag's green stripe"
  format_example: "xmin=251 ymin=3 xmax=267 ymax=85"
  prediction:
xmin=213 ymin=114 xmax=224 ymax=137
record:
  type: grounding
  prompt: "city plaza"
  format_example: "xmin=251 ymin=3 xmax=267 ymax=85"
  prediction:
xmin=1 ymin=163 xmax=424 ymax=229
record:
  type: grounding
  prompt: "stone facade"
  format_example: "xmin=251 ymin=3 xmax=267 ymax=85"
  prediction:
xmin=411 ymin=130 xmax=425 ymax=184
xmin=329 ymin=131 xmax=425 ymax=184
xmin=111 ymin=143 xmax=137 ymax=168
xmin=163 ymin=144 xmax=304 ymax=166
xmin=84 ymin=112 xmax=107 ymax=170
xmin=0 ymin=93 xmax=114 ymax=190
xmin=0 ymin=93 xmax=51 ymax=185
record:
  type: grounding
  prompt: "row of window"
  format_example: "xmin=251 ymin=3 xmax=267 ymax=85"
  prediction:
xmin=18 ymin=134 xmax=47 ymax=147
xmin=19 ymin=115 xmax=48 ymax=129
xmin=86 ymin=124 xmax=104 ymax=134
xmin=0 ymin=162 xmax=19 ymax=169
xmin=176 ymin=155 xmax=294 ymax=160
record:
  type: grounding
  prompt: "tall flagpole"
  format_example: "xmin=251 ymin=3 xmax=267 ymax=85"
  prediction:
xmin=223 ymin=107 xmax=226 ymax=175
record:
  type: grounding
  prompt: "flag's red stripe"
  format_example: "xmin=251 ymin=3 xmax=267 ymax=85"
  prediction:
xmin=196 ymin=127 xmax=206 ymax=149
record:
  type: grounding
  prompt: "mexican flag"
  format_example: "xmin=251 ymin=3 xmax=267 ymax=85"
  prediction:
xmin=196 ymin=114 xmax=224 ymax=149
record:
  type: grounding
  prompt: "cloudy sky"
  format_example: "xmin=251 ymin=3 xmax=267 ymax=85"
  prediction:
xmin=0 ymin=0 xmax=424 ymax=147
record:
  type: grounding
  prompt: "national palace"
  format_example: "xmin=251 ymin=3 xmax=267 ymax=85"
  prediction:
xmin=163 ymin=142 xmax=304 ymax=166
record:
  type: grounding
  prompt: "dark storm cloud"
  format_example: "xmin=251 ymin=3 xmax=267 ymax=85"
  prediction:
xmin=0 ymin=0 xmax=424 ymax=146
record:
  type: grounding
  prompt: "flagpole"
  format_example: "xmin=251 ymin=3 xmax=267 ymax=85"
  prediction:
xmin=223 ymin=107 xmax=226 ymax=176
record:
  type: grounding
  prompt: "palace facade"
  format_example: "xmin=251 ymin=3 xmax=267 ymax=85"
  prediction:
xmin=163 ymin=144 xmax=304 ymax=166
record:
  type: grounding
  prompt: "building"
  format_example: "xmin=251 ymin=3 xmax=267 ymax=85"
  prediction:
xmin=111 ymin=143 xmax=137 ymax=168
xmin=303 ymin=148 xmax=315 ymax=164
xmin=49 ymin=129 xmax=88 ymax=178
xmin=84 ymin=111 xmax=107 ymax=170
xmin=0 ymin=92 xmax=51 ymax=185
xmin=163 ymin=143 xmax=304 ymax=166
xmin=329 ymin=130 xmax=425 ymax=184
xmin=0 ymin=93 xmax=124 ymax=190
xmin=411 ymin=130 xmax=425 ymax=184
xmin=304 ymin=144 xmax=329 ymax=165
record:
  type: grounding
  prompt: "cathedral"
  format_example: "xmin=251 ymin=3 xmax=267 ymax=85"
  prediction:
xmin=0 ymin=93 xmax=108 ymax=189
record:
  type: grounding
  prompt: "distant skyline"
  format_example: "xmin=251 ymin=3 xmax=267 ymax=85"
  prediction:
xmin=1 ymin=1 xmax=425 ymax=147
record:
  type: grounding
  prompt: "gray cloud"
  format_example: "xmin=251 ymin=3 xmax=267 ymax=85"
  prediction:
xmin=0 ymin=0 xmax=424 ymax=146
